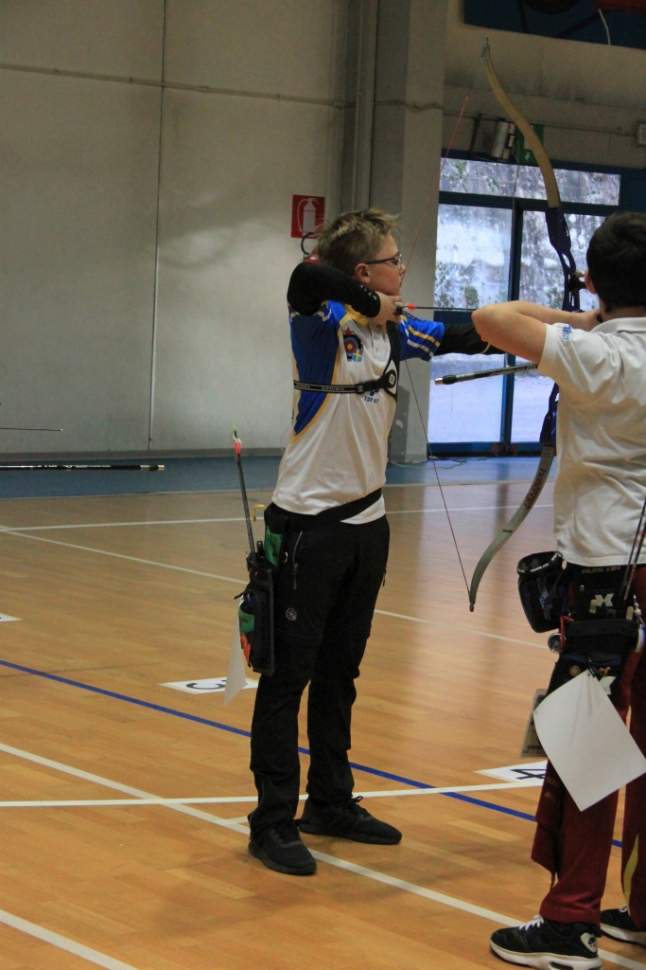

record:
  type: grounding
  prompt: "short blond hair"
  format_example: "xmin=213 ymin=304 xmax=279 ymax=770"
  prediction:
xmin=316 ymin=208 xmax=399 ymax=275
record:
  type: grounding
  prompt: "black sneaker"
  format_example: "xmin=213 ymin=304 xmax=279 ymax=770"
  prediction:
xmin=490 ymin=915 xmax=601 ymax=969
xmin=297 ymin=796 xmax=401 ymax=845
xmin=248 ymin=821 xmax=316 ymax=875
xmin=601 ymin=906 xmax=646 ymax=946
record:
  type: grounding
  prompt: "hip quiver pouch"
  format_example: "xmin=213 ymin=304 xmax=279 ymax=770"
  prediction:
xmin=236 ymin=507 xmax=287 ymax=677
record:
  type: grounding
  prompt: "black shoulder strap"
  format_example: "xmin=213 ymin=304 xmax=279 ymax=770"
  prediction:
xmin=293 ymin=321 xmax=401 ymax=399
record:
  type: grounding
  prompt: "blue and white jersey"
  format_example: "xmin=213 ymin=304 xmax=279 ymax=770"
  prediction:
xmin=272 ymin=301 xmax=444 ymax=520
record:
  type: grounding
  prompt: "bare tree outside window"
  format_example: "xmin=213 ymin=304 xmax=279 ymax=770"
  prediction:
xmin=440 ymin=159 xmax=620 ymax=205
xmin=519 ymin=210 xmax=604 ymax=311
xmin=429 ymin=203 xmax=508 ymax=443
xmin=430 ymin=160 xmax=619 ymax=446
xmin=511 ymin=210 xmax=607 ymax=441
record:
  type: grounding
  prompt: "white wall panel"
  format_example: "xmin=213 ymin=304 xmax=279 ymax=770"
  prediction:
xmin=151 ymin=89 xmax=342 ymax=451
xmin=1 ymin=72 xmax=160 ymax=454
xmin=0 ymin=0 xmax=163 ymax=79
xmin=3 ymin=0 xmax=641 ymax=458
xmin=165 ymin=0 xmax=344 ymax=102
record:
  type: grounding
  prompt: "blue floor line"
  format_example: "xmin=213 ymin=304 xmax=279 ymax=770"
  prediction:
xmin=0 ymin=657 xmax=621 ymax=848
xmin=0 ymin=659 xmax=251 ymax=739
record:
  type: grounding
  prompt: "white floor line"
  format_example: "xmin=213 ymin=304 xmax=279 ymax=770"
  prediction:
xmin=375 ymin=608 xmax=546 ymax=649
xmin=0 ymin=528 xmax=545 ymax=650
xmin=0 ymin=501 xmax=553 ymax=533
xmin=0 ymin=908 xmax=139 ymax=969
xmin=0 ymin=796 xmax=259 ymax=808
xmin=0 ymin=780 xmax=542 ymax=809
xmin=355 ymin=781 xmax=542 ymax=797
xmin=599 ymin=951 xmax=646 ymax=970
xmin=0 ymin=516 xmax=244 ymax=532
xmin=0 ymin=529 xmax=241 ymax=585
xmin=0 ymin=743 xmax=637 ymax=970
xmin=384 ymin=478 xmax=543 ymax=491
xmin=291 ymin=858 xmax=645 ymax=970
xmin=386 ymin=502 xmax=553 ymax=516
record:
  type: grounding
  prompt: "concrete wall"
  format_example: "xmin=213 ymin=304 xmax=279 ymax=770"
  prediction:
xmin=0 ymin=0 xmax=346 ymax=455
xmin=1 ymin=0 xmax=644 ymax=457
xmin=443 ymin=0 xmax=646 ymax=171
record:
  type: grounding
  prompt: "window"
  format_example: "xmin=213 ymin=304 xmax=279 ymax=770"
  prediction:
xmin=439 ymin=159 xmax=620 ymax=206
xmin=428 ymin=158 xmax=619 ymax=453
xmin=511 ymin=209 xmax=607 ymax=443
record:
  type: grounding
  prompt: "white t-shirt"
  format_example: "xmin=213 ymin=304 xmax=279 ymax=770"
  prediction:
xmin=538 ymin=316 xmax=646 ymax=566
xmin=272 ymin=301 xmax=442 ymax=522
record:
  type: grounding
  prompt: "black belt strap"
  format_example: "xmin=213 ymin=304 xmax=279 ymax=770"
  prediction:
xmin=271 ymin=488 xmax=382 ymax=529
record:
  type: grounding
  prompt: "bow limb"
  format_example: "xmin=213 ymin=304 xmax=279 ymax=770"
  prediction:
xmin=468 ymin=46 xmax=573 ymax=612
xmin=482 ymin=41 xmax=560 ymax=208
xmin=468 ymin=445 xmax=555 ymax=610
xmin=482 ymin=41 xmax=580 ymax=313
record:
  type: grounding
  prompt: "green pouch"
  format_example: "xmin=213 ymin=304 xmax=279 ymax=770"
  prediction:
xmin=263 ymin=526 xmax=284 ymax=569
xmin=236 ymin=543 xmax=276 ymax=676
xmin=263 ymin=503 xmax=290 ymax=567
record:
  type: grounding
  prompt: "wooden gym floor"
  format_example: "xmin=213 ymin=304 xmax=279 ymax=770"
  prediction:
xmin=0 ymin=465 xmax=640 ymax=969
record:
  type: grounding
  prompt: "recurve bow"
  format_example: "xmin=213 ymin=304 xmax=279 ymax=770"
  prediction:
xmin=467 ymin=41 xmax=581 ymax=612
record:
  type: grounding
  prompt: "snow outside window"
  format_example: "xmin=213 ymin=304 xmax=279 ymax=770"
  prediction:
xmin=430 ymin=160 xmax=619 ymax=446
xmin=429 ymin=203 xmax=509 ymax=443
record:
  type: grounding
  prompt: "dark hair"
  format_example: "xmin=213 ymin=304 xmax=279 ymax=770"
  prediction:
xmin=586 ymin=211 xmax=646 ymax=311
xmin=316 ymin=208 xmax=398 ymax=275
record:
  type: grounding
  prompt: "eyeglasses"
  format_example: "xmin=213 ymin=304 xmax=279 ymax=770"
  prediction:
xmin=364 ymin=252 xmax=405 ymax=268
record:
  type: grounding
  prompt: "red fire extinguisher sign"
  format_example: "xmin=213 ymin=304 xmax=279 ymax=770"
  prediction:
xmin=291 ymin=195 xmax=325 ymax=238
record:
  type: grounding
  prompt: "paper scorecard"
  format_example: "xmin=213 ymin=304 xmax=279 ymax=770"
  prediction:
xmin=224 ymin=608 xmax=251 ymax=704
xmin=533 ymin=670 xmax=646 ymax=811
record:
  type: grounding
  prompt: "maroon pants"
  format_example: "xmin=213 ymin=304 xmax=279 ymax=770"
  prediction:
xmin=533 ymin=566 xmax=646 ymax=927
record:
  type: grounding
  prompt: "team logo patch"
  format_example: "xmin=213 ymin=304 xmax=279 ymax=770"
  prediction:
xmin=343 ymin=327 xmax=363 ymax=362
xmin=285 ymin=607 xmax=298 ymax=622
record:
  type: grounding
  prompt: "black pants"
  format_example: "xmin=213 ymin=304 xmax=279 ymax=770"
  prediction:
xmin=248 ymin=514 xmax=389 ymax=836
